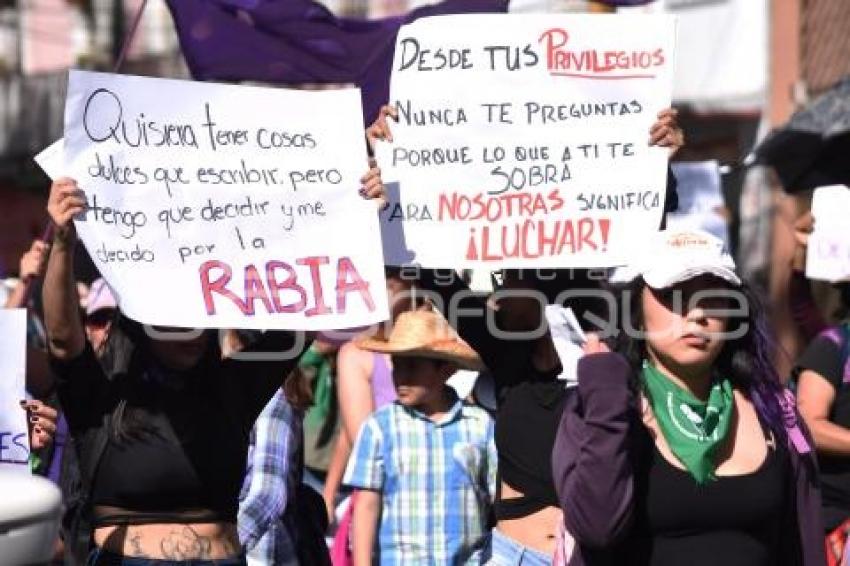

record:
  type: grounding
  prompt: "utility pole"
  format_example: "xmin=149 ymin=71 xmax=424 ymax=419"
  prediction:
xmin=111 ymin=0 xmax=125 ymax=65
xmin=14 ymin=0 xmax=23 ymax=74
xmin=767 ymin=0 xmax=804 ymax=378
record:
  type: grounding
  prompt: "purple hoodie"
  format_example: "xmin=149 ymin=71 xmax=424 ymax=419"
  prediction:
xmin=552 ymin=353 xmax=825 ymax=566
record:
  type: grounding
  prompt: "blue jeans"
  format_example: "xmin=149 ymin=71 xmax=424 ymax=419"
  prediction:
xmin=87 ymin=548 xmax=247 ymax=566
xmin=479 ymin=528 xmax=554 ymax=566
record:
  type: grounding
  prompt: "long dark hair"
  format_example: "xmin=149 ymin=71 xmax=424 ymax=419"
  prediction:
xmin=284 ymin=366 xmax=314 ymax=412
xmin=100 ymin=314 xmax=220 ymax=442
xmin=836 ymin=282 xmax=850 ymax=321
xmin=614 ymin=277 xmax=787 ymax=444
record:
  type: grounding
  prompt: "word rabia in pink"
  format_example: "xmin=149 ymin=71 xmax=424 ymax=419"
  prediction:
xmin=199 ymin=257 xmax=375 ymax=317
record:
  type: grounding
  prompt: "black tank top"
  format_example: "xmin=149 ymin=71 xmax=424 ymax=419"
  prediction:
xmin=639 ymin=427 xmax=787 ymax=566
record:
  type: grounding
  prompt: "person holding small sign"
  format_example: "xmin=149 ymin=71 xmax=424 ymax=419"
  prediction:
xmin=3 ymin=240 xmax=57 ymax=453
xmin=553 ymin=229 xmax=825 ymax=566
xmin=789 ymin=211 xmax=850 ymax=564
xmin=41 ymin=164 xmax=385 ymax=565
xmin=795 ymin=306 xmax=850 ymax=566
xmin=3 ymin=238 xmax=57 ymax=402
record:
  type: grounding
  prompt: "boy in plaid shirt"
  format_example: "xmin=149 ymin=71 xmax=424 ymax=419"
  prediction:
xmin=344 ymin=310 xmax=496 ymax=565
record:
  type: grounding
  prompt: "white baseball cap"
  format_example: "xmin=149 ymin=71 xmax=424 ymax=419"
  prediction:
xmin=85 ymin=278 xmax=118 ymax=316
xmin=619 ymin=229 xmax=741 ymax=289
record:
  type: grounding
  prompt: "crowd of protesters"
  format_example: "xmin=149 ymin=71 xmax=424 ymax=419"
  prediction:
xmin=2 ymin=89 xmax=848 ymax=566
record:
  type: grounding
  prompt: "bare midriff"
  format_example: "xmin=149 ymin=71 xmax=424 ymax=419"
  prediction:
xmin=94 ymin=513 xmax=240 ymax=560
xmin=495 ymin=481 xmax=562 ymax=556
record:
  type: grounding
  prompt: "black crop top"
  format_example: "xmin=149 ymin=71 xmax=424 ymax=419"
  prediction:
xmin=417 ymin=272 xmax=570 ymax=520
xmin=51 ymin=327 xmax=301 ymax=526
xmin=493 ymin=368 xmax=569 ymax=519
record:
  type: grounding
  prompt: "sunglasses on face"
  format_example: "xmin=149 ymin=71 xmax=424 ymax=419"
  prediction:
xmin=652 ymin=286 xmax=733 ymax=312
xmin=85 ymin=309 xmax=115 ymax=329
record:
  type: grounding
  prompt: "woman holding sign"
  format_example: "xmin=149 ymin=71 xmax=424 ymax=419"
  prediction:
xmin=368 ymin=106 xmax=683 ymax=564
xmin=552 ymin=229 xmax=825 ymax=566
xmin=41 ymin=167 xmax=385 ymax=565
xmin=789 ymin=210 xmax=850 ymax=564
xmin=795 ymin=291 xmax=850 ymax=565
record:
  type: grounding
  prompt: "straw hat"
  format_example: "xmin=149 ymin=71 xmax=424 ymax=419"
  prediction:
xmin=355 ymin=311 xmax=484 ymax=371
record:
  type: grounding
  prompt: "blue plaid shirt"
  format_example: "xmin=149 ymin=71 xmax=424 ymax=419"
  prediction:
xmin=344 ymin=391 xmax=496 ymax=565
xmin=238 ymin=389 xmax=301 ymax=565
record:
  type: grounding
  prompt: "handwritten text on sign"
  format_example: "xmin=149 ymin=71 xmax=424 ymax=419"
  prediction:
xmin=63 ymin=71 xmax=388 ymax=329
xmin=807 ymin=185 xmax=850 ymax=283
xmin=0 ymin=310 xmax=29 ymax=471
xmin=376 ymin=14 xmax=676 ymax=268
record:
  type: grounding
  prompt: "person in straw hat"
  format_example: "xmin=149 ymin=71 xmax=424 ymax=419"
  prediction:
xmin=343 ymin=310 xmax=496 ymax=565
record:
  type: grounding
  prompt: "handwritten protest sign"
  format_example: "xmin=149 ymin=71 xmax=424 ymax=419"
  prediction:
xmin=375 ymin=14 xmax=676 ymax=268
xmin=0 ymin=310 xmax=29 ymax=472
xmin=59 ymin=71 xmax=388 ymax=330
xmin=807 ymin=185 xmax=850 ymax=283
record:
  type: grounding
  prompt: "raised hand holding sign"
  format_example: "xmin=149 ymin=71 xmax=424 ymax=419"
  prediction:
xmin=374 ymin=14 xmax=677 ymax=269
xmin=47 ymin=72 xmax=389 ymax=330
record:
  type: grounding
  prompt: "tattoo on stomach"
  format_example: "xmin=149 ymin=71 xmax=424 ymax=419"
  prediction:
xmin=222 ymin=537 xmax=238 ymax=557
xmin=128 ymin=534 xmax=149 ymax=558
xmin=159 ymin=526 xmax=213 ymax=560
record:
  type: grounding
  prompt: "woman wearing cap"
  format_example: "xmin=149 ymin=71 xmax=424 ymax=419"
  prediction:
xmin=42 ymin=165 xmax=385 ymax=564
xmin=367 ymin=105 xmax=684 ymax=564
xmin=84 ymin=278 xmax=118 ymax=356
xmin=552 ymin=229 xmax=824 ymax=565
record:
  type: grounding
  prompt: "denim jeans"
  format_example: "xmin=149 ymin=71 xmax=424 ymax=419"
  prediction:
xmin=478 ymin=528 xmax=554 ymax=566
xmin=87 ymin=548 xmax=247 ymax=566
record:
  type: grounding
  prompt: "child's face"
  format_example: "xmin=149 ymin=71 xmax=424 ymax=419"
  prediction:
xmin=391 ymin=355 xmax=451 ymax=409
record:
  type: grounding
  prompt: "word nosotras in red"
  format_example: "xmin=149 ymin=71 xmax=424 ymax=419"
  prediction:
xmin=438 ymin=190 xmax=565 ymax=222
xmin=538 ymin=27 xmax=665 ymax=79
xmin=199 ymin=257 xmax=375 ymax=317
xmin=466 ymin=218 xmax=611 ymax=261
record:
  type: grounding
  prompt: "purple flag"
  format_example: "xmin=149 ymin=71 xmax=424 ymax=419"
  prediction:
xmin=165 ymin=0 xmax=509 ymax=124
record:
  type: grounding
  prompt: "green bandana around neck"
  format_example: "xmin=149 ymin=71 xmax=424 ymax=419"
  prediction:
xmin=641 ymin=360 xmax=734 ymax=484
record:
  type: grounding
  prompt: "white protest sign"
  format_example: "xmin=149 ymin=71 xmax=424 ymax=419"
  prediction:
xmin=376 ymin=14 xmax=676 ymax=268
xmin=0 ymin=310 xmax=29 ymax=472
xmin=34 ymin=139 xmax=65 ymax=179
xmin=62 ymin=70 xmax=389 ymax=330
xmin=807 ymin=185 xmax=850 ymax=283
xmin=545 ymin=305 xmax=586 ymax=387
